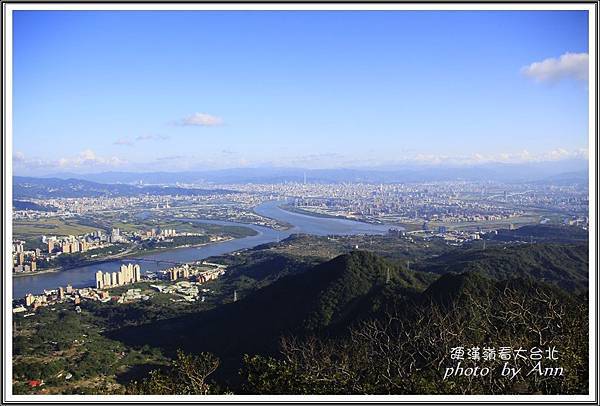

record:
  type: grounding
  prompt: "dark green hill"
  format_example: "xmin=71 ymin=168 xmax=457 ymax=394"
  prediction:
xmin=421 ymin=270 xmax=577 ymax=308
xmin=421 ymin=271 xmax=493 ymax=306
xmin=299 ymin=251 xmax=430 ymax=330
xmin=489 ymin=224 xmax=588 ymax=243
xmin=109 ymin=243 xmax=588 ymax=358
xmin=417 ymin=243 xmax=588 ymax=293
xmin=237 ymin=269 xmax=587 ymax=395
xmin=103 ymin=242 xmax=591 ymax=394
xmin=13 ymin=200 xmax=57 ymax=211
xmin=108 ymin=251 xmax=429 ymax=382
xmin=110 ymin=251 xmax=428 ymax=340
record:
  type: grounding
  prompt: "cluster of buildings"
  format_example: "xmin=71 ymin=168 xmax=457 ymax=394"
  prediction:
xmin=95 ymin=263 xmax=142 ymax=289
xmin=47 ymin=237 xmax=90 ymax=254
xmin=13 ymin=260 xmax=228 ymax=314
xmin=12 ymin=240 xmax=38 ymax=273
xmin=15 ymin=284 xmax=94 ymax=313
xmin=34 ymin=193 xmax=275 ymax=227
xmin=11 ymin=229 xmax=125 ymax=274
xmin=12 ymin=225 xmax=186 ymax=275
xmin=563 ymin=216 xmax=589 ymax=228
xmin=12 ymin=209 xmax=66 ymax=220
xmin=43 ymin=226 xmax=193 ymax=259
xmin=14 ymin=282 xmax=153 ymax=314
xmin=164 ymin=262 xmax=226 ymax=282
xmin=45 ymin=228 xmax=124 ymax=255
xmin=290 ymin=193 xmax=524 ymax=226
xmin=117 ymin=288 xmax=150 ymax=303
xmin=172 ymin=205 xmax=283 ymax=229
xmin=388 ymin=226 xmax=484 ymax=245
xmin=27 ymin=195 xmax=177 ymax=215
xmin=143 ymin=227 xmax=177 ymax=239
xmin=150 ymin=281 xmax=209 ymax=302
xmin=167 ymin=265 xmax=191 ymax=281
xmin=425 ymin=229 xmax=483 ymax=245
xmin=214 ymin=180 xmax=586 ymax=230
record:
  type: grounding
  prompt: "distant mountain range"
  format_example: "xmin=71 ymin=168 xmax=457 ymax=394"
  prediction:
xmin=25 ymin=160 xmax=589 ymax=185
xmin=12 ymin=176 xmax=238 ymax=199
xmin=13 ymin=159 xmax=588 ymax=199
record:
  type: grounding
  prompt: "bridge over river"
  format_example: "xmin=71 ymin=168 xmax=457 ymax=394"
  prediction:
xmin=121 ymin=258 xmax=187 ymax=267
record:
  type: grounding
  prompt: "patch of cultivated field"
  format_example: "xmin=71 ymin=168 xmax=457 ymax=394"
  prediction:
xmin=13 ymin=218 xmax=99 ymax=238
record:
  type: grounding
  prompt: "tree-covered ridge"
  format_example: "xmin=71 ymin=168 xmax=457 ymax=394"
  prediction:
xmin=104 ymin=241 xmax=589 ymax=394
xmin=300 ymin=251 xmax=432 ymax=330
xmin=120 ymin=264 xmax=588 ymax=395
xmin=417 ymin=243 xmax=588 ymax=293
xmin=489 ymin=224 xmax=588 ymax=243
xmin=13 ymin=200 xmax=57 ymax=211
xmin=106 ymin=250 xmax=434 ymax=386
xmin=240 ymin=274 xmax=587 ymax=395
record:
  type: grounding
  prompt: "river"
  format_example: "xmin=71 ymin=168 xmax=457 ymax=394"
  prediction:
xmin=12 ymin=200 xmax=391 ymax=298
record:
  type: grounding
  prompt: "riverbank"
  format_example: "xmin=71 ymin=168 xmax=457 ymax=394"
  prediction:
xmin=13 ymin=200 xmax=392 ymax=298
xmin=12 ymin=238 xmax=235 ymax=279
xmin=13 ymin=268 xmax=62 ymax=278
xmin=280 ymin=204 xmax=384 ymax=226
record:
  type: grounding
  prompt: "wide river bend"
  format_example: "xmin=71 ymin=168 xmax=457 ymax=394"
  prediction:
xmin=13 ymin=201 xmax=391 ymax=298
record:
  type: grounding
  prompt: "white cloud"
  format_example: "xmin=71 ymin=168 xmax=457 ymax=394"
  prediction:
xmin=521 ymin=52 xmax=588 ymax=82
xmin=543 ymin=147 xmax=588 ymax=161
xmin=174 ymin=113 xmax=223 ymax=127
xmin=155 ymin=155 xmax=187 ymax=161
xmin=57 ymin=149 xmax=127 ymax=168
xmin=114 ymin=138 xmax=134 ymax=146
xmin=413 ymin=153 xmax=446 ymax=165
xmin=234 ymin=148 xmax=589 ymax=169
xmin=287 ymin=153 xmax=345 ymax=165
xmin=13 ymin=146 xmax=589 ymax=174
xmin=399 ymin=148 xmax=589 ymax=166
xmin=114 ymin=134 xmax=169 ymax=146
xmin=13 ymin=151 xmax=25 ymax=162
xmin=135 ymin=134 xmax=170 ymax=141
xmin=12 ymin=154 xmax=53 ymax=169
xmin=12 ymin=150 xmax=127 ymax=170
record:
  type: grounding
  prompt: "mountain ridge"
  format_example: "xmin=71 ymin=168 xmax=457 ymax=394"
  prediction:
xmin=16 ymin=159 xmax=589 ymax=185
xmin=13 ymin=176 xmax=238 ymax=199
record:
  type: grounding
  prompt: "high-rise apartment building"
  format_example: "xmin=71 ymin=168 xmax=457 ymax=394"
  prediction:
xmin=103 ymin=273 xmax=111 ymax=287
xmin=134 ymin=264 xmax=141 ymax=282
xmin=95 ymin=271 xmax=104 ymax=289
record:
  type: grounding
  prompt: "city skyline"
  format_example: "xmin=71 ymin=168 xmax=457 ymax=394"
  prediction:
xmin=12 ymin=10 xmax=590 ymax=174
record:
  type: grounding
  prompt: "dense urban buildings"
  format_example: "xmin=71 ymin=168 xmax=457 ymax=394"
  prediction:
xmin=95 ymin=263 xmax=141 ymax=289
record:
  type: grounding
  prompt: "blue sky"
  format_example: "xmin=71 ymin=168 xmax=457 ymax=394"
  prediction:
xmin=12 ymin=10 xmax=590 ymax=173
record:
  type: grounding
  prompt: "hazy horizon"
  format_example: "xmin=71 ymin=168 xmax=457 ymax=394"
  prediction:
xmin=13 ymin=158 xmax=590 ymax=186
